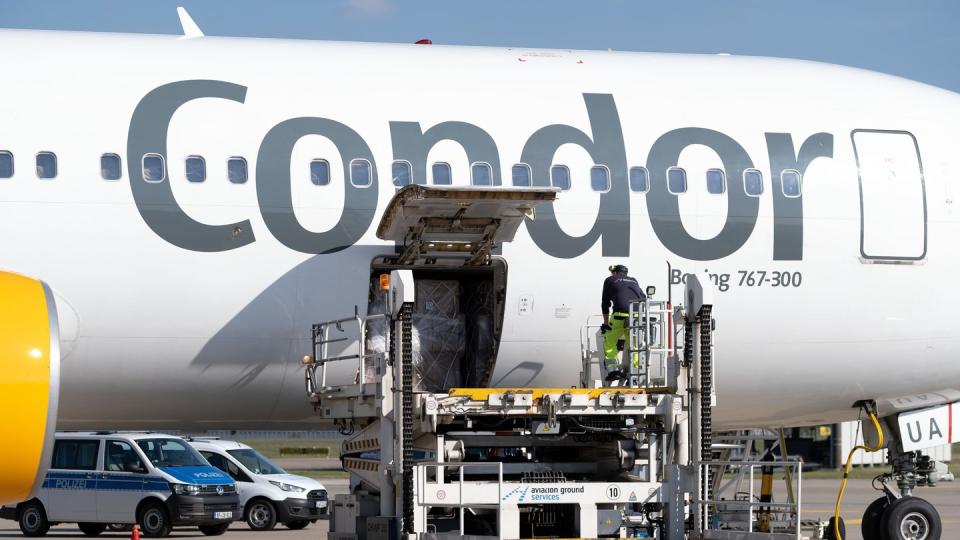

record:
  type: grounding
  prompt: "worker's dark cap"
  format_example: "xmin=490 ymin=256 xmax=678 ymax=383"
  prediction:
xmin=609 ymin=264 xmax=628 ymax=274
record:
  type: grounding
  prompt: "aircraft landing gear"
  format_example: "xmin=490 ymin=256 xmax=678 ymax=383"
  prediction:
xmin=861 ymin=421 xmax=946 ymax=540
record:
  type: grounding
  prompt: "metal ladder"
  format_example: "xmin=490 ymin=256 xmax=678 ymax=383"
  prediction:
xmin=579 ymin=298 xmax=672 ymax=389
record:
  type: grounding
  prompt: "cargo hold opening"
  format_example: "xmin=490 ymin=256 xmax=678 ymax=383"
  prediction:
xmin=366 ymin=257 xmax=507 ymax=391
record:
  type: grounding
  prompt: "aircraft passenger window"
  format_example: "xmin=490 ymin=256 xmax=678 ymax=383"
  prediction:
xmin=100 ymin=154 xmax=121 ymax=181
xmin=392 ymin=161 xmax=412 ymax=187
xmin=431 ymin=162 xmax=452 ymax=185
xmin=36 ymin=152 xmax=57 ymax=179
xmin=228 ymin=157 xmax=248 ymax=184
xmin=471 ymin=162 xmax=493 ymax=186
xmin=706 ymin=168 xmax=725 ymax=195
xmin=142 ymin=154 xmax=165 ymax=183
xmin=51 ymin=440 xmax=100 ymax=471
xmin=551 ymin=165 xmax=571 ymax=191
xmin=105 ymin=440 xmax=145 ymax=474
xmin=743 ymin=168 xmax=763 ymax=196
xmin=667 ymin=167 xmax=687 ymax=194
xmin=512 ymin=164 xmax=531 ymax=187
xmin=590 ymin=165 xmax=611 ymax=192
xmin=350 ymin=159 xmax=372 ymax=187
xmin=0 ymin=151 xmax=13 ymax=179
xmin=629 ymin=167 xmax=649 ymax=193
xmin=186 ymin=156 xmax=206 ymax=183
xmin=781 ymin=169 xmax=802 ymax=197
xmin=311 ymin=159 xmax=330 ymax=186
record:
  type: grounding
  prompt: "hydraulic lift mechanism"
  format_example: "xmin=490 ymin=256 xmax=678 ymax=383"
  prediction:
xmin=302 ymin=185 xmax=808 ymax=540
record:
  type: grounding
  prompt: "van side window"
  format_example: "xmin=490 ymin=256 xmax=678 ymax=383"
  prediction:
xmin=37 ymin=152 xmax=57 ymax=179
xmin=512 ymin=163 xmax=531 ymax=187
xmin=310 ymin=159 xmax=330 ymax=186
xmin=551 ymin=164 xmax=571 ymax=191
xmin=105 ymin=440 xmax=146 ymax=474
xmin=200 ymin=452 xmax=251 ymax=482
xmin=590 ymin=165 xmax=610 ymax=192
xmin=228 ymin=157 xmax=248 ymax=184
xmin=667 ymin=167 xmax=687 ymax=194
xmin=781 ymin=169 xmax=802 ymax=197
xmin=0 ymin=151 xmax=11 ymax=178
xmin=350 ymin=159 xmax=372 ymax=187
xmin=706 ymin=168 xmax=725 ymax=194
xmin=142 ymin=154 xmax=165 ymax=183
xmin=629 ymin=167 xmax=649 ymax=193
xmin=100 ymin=154 xmax=121 ymax=181
xmin=432 ymin=162 xmax=452 ymax=185
xmin=185 ymin=156 xmax=206 ymax=183
xmin=52 ymin=440 xmax=100 ymax=471
xmin=392 ymin=161 xmax=412 ymax=187
xmin=471 ymin=162 xmax=492 ymax=186
xmin=743 ymin=168 xmax=763 ymax=196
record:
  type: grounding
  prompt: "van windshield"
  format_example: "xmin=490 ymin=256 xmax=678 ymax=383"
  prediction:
xmin=136 ymin=438 xmax=208 ymax=468
xmin=226 ymin=448 xmax=285 ymax=475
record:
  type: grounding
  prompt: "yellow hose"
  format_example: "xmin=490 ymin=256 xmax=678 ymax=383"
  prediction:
xmin=833 ymin=412 xmax=884 ymax=540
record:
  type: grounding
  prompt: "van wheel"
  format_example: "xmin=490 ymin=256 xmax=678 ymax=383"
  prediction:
xmin=244 ymin=500 xmax=277 ymax=531
xmin=18 ymin=501 xmax=50 ymax=537
xmin=78 ymin=523 xmax=107 ymax=536
xmin=285 ymin=520 xmax=309 ymax=530
xmin=137 ymin=502 xmax=171 ymax=538
xmin=197 ymin=524 xmax=230 ymax=536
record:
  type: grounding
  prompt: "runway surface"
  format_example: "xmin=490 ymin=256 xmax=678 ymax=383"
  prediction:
xmin=1 ymin=478 xmax=957 ymax=539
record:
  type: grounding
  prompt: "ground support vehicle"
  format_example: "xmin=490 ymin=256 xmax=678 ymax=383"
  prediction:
xmin=188 ymin=438 xmax=329 ymax=530
xmin=301 ymin=186 xmax=815 ymax=539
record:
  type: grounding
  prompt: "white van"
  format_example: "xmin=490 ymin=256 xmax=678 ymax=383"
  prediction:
xmin=187 ymin=438 xmax=328 ymax=531
xmin=0 ymin=432 xmax=239 ymax=538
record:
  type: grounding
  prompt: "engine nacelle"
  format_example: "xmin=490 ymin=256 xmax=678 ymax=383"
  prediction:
xmin=0 ymin=272 xmax=60 ymax=504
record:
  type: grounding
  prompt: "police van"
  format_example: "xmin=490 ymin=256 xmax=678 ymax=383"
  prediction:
xmin=187 ymin=438 xmax=328 ymax=531
xmin=0 ymin=432 xmax=239 ymax=537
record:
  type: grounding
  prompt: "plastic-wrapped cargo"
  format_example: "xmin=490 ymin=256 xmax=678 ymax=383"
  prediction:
xmin=363 ymin=290 xmax=387 ymax=384
xmin=463 ymin=280 xmax=495 ymax=387
xmin=416 ymin=280 xmax=460 ymax=318
xmin=411 ymin=313 xmax=466 ymax=392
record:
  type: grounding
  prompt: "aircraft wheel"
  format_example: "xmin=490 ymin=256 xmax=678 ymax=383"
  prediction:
xmin=881 ymin=496 xmax=941 ymax=540
xmin=862 ymin=495 xmax=891 ymax=540
xmin=822 ymin=516 xmax=845 ymax=540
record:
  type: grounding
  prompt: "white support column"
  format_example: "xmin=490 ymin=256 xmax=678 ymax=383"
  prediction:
xmin=578 ymin=502 xmax=598 ymax=538
xmin=499 ymin=503 xmax=520 ymax=540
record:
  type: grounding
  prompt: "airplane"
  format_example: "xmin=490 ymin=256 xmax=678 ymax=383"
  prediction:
xmin=1 ymin=13 xmax=959 ymax=535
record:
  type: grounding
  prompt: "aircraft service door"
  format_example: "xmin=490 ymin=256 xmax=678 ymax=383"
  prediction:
xmin=852 ymin=130 xmax=927 ymax=261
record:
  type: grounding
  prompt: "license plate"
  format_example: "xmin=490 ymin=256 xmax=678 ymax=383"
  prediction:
xmin=315 ymin=501 xmax=327 ymax=509
xmin=214 ymin=511 xmax=232 ymax=519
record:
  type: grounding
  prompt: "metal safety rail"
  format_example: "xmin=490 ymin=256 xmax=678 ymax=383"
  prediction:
xmin=698 ymin=460 xmax=803 ymax=539
xmin=304 ymin=309 xmax=388 ymax=393
xmin=415 ymin=461 xmax=505 ymax=535
xmin=580 ymin=298 xmax=671 ymax=389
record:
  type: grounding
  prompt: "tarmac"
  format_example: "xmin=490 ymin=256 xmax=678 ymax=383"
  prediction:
xmin=1 ymin=477 xmax=957 ymax=539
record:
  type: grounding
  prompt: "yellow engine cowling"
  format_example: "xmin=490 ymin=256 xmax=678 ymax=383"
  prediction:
xmin=0 ymin=272 xmax=60 ymax=504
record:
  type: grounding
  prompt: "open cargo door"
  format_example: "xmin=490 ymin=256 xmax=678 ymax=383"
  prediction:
xmin=377 ymin=185 xmax=558 ymax=265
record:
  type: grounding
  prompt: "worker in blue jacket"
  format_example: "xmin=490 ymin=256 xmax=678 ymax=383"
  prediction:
xmin=601 ymin=264 xmax=646 ymax=381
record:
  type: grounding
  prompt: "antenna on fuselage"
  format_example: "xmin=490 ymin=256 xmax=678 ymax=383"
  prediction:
xmin=177 ymin=6 xmax=205 ymax=39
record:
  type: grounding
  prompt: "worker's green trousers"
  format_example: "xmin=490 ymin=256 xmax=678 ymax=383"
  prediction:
xmin=603 ymin=312 xmax=639 ymax=370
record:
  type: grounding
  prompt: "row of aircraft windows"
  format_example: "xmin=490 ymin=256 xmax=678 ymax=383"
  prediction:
xmin=0 ymin=151 xmax=802 ymax=198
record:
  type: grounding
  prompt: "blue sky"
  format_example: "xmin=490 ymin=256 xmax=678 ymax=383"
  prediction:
xmin=2 ymin=0 xmax=959 ymax=92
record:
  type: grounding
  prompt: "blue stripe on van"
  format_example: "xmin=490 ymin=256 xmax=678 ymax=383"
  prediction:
xmin=43 ymin=472 xmax=170 ymax=492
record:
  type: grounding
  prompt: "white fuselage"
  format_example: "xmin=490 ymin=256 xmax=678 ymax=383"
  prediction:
xmin=2 ymin=29 xmax=959 ymax=430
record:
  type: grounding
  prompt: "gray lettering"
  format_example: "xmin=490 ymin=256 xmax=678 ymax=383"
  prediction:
xmin=127 ymin=80 xmax=254 ymax=251
xmin=764 ymin=133 xmax=833 ymax=260
xmin=646 ymin=128 xmax=757 ymax=260
xmin=520 ymin=94 xmax=629 ymax=258
xmin=930 ymin=418 xmax=943 ymax=439
xmin=389 ymin=121 xmax=501 ymax=185
xmin=256 ymin=117 xmax=378 ymax=254
xmin=907 ymin=420 xmax=922 ymax=443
